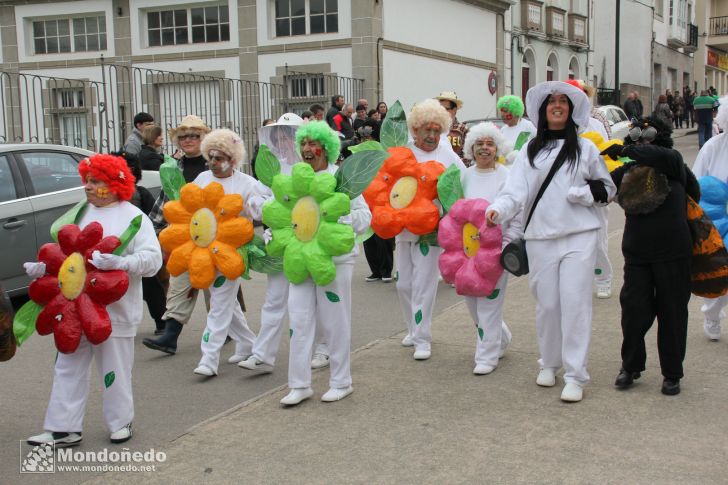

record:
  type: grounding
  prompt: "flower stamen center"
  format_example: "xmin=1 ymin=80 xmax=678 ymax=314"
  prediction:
xmin=291 ymin=196 xmax=321 ymax=242
xmin=58 ymin=252 xmax=87 ymax=300
xmin=190 ymin=208 xmax=218 ymax=248
xmin=462 ymin=223 xmax=481 ymax=258
xmin=389 ymin=176 xmax=418 ymax=209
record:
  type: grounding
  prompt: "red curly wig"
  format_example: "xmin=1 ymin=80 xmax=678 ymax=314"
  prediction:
xmin=77 ymin=153 xmax=136 ymax=201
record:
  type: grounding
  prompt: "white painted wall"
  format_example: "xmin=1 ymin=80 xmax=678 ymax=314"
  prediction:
xmin=257 ymin=48 xmax=353 ymax=83
xmin=133 ymin=57 xmax=240 ymax=79
xmin=14 ymin=0 xmax=115 ymax=63
xmin=592 ymin=0 xmax=652 ymax=90
xmin=382 ymin=0 xmax=496 ymax=64
xmin=255 ymin=0 xmax=351 ymax=45
xmin=382 ymin=50 xmax=497 ymax=121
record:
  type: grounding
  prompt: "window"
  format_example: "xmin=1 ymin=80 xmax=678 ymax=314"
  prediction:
xmin=288 ymin=75 xmax=325 ymax=98
xmin=546 ymin=7 xmax=565 ymax=37
xmin=147 ymin=4 xmax=230 ymax=47
xmin=522 ymin=1 xmax=543 ymax=32
xmin=275 ymin=0 xmax=338 ymax=37
xmin=33 ymin=16 xmax=107 ymax=54
xmin=20 ymin=152 xmax=82 ymax=195
xmin=0 ymin=156 xmax=17 ymax=203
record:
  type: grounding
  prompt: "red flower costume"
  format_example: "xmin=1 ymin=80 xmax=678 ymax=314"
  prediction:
xmin=29 ymin=222 xmax=129 ymax=354
xmin=362 ymin=147 xmax=445 ymax=239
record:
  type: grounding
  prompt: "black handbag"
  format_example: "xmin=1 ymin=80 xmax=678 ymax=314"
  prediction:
xmin=500 ymin=156 xmax=566 ymax=276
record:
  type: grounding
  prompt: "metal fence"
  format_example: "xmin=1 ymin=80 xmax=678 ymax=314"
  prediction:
xmin=1 ymin=59 xmax=364 ymax=172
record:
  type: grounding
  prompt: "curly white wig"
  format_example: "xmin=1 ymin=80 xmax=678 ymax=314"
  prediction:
xmin=463 ymin=122 xmax=511 ymax=160
xmin=407 ymin=99 xmax=452 ymax=136
xmin=201 ymin=128 xmax=247 ymax=166
xmin=717 ymin=95 xmax=728 ymax=133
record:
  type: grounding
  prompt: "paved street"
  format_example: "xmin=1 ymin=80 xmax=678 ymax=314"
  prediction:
xmin=5 ymin=131 xmax=727 ymax=484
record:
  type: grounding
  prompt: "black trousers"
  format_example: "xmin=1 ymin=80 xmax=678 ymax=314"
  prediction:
xmin=619 ymin=258 xmax=691 ymax=379
xmin=363 ymin=234 xmax=394 ymax=278
xmin=142 ymin=276 xmax=167 ymax=326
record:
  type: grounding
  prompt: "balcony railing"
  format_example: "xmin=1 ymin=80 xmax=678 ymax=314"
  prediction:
xmin=710 ymin=16 xmax=728 ymax=36
xmin=685 ymin=23 xmax=698 ymax=52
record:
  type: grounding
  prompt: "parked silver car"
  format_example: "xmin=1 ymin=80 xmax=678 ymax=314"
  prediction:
xmin=596 ymin=105 xmax=631 ymax=141
xmin=0 ymin=144 xmax=161 ymax=296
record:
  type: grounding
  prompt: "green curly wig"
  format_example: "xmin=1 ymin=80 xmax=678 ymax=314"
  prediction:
xmin=496 ymin=95 xmax=525 ymax=118
xmin=295 ymin=120 xmax=341 ymax=165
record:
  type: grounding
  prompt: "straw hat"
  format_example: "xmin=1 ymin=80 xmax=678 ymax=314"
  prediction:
xmin=168 ymin=115 xmax=211 ymax=141
xmin=435 ymin=91 xmax=463 ymax=109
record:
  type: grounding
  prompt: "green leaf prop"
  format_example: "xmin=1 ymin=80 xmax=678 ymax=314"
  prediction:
xmin=325 ymin=291 xmax=340 ymax=303
xmin=477 ymin=327 xmax=484 ymax=341
xmin=255 ymin=144 xmax=281 ymax=188
xmin=419 ymin=242 xmax=430 ymax=256
xmin=514 ymin=131 xmax=532 ymax=151
xmin=414 ymin=309 xmax=423 ymax=325
xmin=13 ymin=300 xmax=42 ymax=346
xmin=349 ymin=140 xmax=386 ymax=154
xmin=246 ymin=235 xmax=284 ymax=274
xmin=486 ymin=289 xmax=500 ymax=300
xmin=213 ymin=276 xmax=226 ymax=288
xmin=436 ymin=164 xmax=464 ymax=213
xmin=160 ymin=154 xmax=186 ymax=201
xmin=112 ymin=215 xmax=142 ymax=256
xmin=104 ymin=371 xmax=115 ymax=388
xmin=50 ymin=200 xmax=87 ymax=242
xmin=379 ymin=100 xmax=408 ymax=150
xmin=236 ymin=245 xmax=252 ymax=280
xmin=335 ymin=150 xmax=390 ymax=199
xmin=417 ymin=231 xmax=439 ymax=247
xmin=355 ymin=226 xmax=374 ymax=244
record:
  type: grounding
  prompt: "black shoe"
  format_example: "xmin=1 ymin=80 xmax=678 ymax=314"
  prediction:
xmin=142 ymin=319 xmax=183 ymax=355
xmin=365 ymin=274 xmax=381 ymax=282
xmin=615 ymin=369 xmax=641 ymax=389
xmin=661 ymin=378 xmax=681 ymax=396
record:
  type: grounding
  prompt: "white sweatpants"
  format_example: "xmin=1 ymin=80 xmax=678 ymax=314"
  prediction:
xmin=464 ymin=272 xmax=511 ymax=367
xmin=199 ymin=275 xmax=256 ymax=372
xmin=395 ymin=241 xmax=442 ymax=352
xmin=287 ymin=264 xmax=353 ymax=389
xmin=44 ymin=336 xmax=134 ymax=433
xmin=702 ymin=295 xmax=728 ymax=323
xmin=527 ymin=230 xmax=598 ymax=385
xmin=251 ymin=272 xmax=329 ymax=366
xmin=594 ymin=206 xmax=612 ymax=287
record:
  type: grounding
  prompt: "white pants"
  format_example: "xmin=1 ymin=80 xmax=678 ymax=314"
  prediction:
xmin=527 ymin=230 xmax=598 ymax=385
xmin=594 ymin=206 xmax=612 ymax=287
xmin=464 ymin=272 xmax=511 ymax=367
xmin=287 ymin=264 xmax=353 ymax=389
xmin=199 ymin=275 xmax=256 ymax=372
xmin=44 ymin=336 xmax=133 ymax=433
xmin=395 ymin=241 xmax=442 ymax=352
xmin=702 ymin=295 xmax=728 ymax=323
xmin=251 ymin=272 xmax=328 ymax=366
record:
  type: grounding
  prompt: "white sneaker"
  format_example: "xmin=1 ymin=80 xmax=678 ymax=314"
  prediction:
xmin=499 ymin=324 xmax=512 ymax=359
xmin=401 ymin=335 xmax=414 ymax=347
xmin=473 ymin=364 xmax=496 ymax=375
xmin=227 ymin=354 xmax=250 ymax=364
xmin=110 ymin=423 xmax=133 ymax=444
xmin=560 ymin=382 xmax=583 ymax=402
xmin=280 ymin=387 xmax=314 ymax=406
xmin=321 ymin=386 xmax=354 ymax=402
xmin=413 ymin=349 xmax=431 ymax=360
xmin=536 ymin=368 xmax=556 ymax=387
xmin=311 ymin=353 xmax=330 ymax=369
xmin=704 ymin=320 xmax=721 ymax=341
xmin=238 ymin=355 xmax=273 ymax=373
xmin=27 ymin=431 xmax=82 ymax=447
xmin=596 ymin=285 xmax=612 ymax=299
xmin=193 ymin=364 xmax=217 ymax=377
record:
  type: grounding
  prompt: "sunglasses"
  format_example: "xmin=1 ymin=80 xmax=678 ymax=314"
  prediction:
xmin=178 ymin=134 xmax=201 ymax=141
xmin=628 ymin=125 xmax=657 ymax=143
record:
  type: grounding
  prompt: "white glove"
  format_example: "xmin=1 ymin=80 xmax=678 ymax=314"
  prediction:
xmin=23 ymin=262 xmax=46 ymax=279
xmin=566 ymin=185 xmax=595 ymax=207
xmin=89 ymin=250 xmax=128 ymax=271
xmin=263 ymin=228 xmax=273 ymax=244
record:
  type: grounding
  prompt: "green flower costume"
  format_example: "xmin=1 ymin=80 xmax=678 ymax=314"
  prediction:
xmin=263 ymin=163 xmax=355 ymax=286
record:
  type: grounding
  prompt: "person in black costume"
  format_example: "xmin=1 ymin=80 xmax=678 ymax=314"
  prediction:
xmin=605 ymin=116 xmax=700 ymax=396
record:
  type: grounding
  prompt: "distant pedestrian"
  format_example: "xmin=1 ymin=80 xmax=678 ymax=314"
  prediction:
xmin=694 ymin=90 xmax=719 ymax=148
xmin=673 ymin=90 xmax=685 ymax=129
xmin=652 ymin=95 xmax=673 ymax=126
xmin=326 ymin=95 xmax=345 ymax=129
xmin=376 ymin=101 xmax=388 ymax=120
xmin=684 ymin=88 xmax=695 ymax=128
xmin=124 ymin=112 xmax=154 ymax=156
xmin=436 ymin=91 xmax=469 ymax=164
xmin=138 ymin=125 xmax=164 ymax=171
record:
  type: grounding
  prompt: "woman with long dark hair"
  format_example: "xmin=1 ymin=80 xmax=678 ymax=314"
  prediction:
xmin=486 ymin=81 xmax=616 ymax=402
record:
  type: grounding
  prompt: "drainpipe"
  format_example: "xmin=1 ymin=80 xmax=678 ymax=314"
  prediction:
xmin=376 ymin=37 xmax=384 ymax=102
xmin=613 ymin=0 xmax=620 ymax=105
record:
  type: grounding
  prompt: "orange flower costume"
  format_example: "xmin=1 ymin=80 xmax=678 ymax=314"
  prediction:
xmin=159 ymin=182 xmax=254 ymax=289
xmin=362 ymin=147 xmax=445 ymax=239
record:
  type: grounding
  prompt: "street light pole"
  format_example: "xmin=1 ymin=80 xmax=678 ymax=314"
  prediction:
xmin=614 ymin=0 xmax=620 ymax=105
